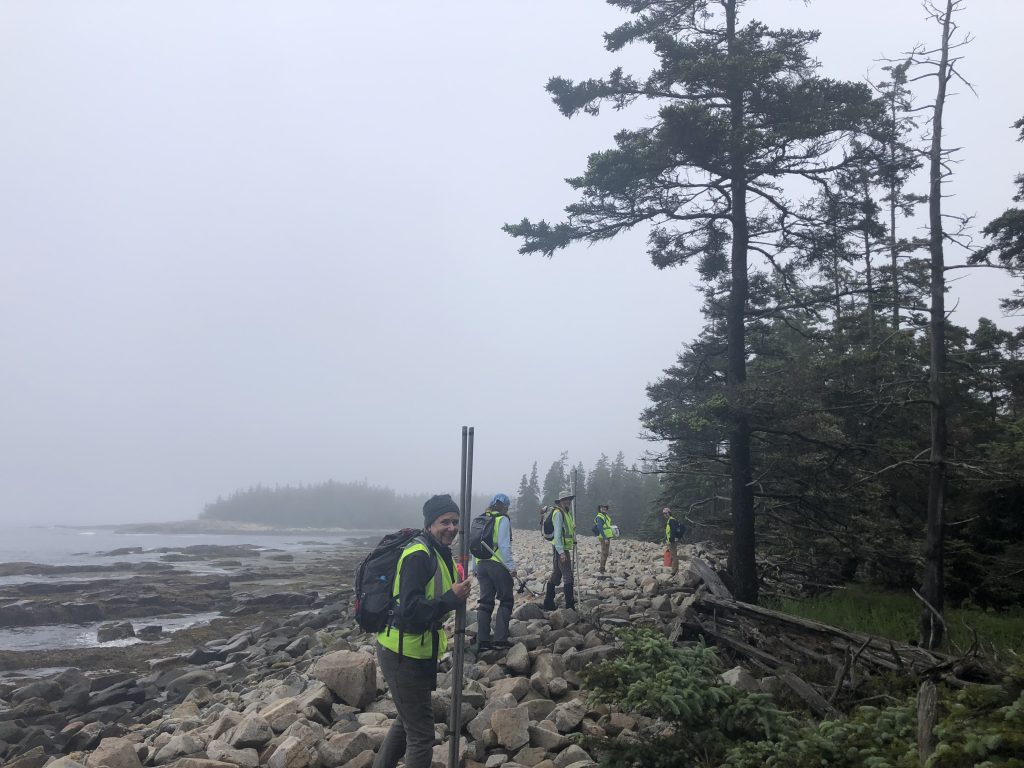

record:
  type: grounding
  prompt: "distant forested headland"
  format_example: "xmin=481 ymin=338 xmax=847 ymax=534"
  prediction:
xmin=200 ymin=481 xmax=491 ymax=530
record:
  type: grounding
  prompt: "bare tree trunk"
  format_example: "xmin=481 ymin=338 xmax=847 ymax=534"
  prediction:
xmin=917 ymin=679 xmax=938 ymax=762
xmin=921 ymin=0 xmax=953 ymax=650
xmin=725 ymin=0 xmax=757 ymax=604
xmin=862 ymin=181 xmax=875 ymax=342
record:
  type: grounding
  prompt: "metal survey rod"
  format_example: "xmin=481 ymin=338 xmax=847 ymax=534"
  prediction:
xmin=449 ymin=426 xmax=473 ymax=768
xmin=571 ymin=467 xmax=579 ymax=593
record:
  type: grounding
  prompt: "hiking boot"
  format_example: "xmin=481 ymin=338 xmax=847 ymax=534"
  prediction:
xmin=491 ymin=640 xmax=514 ymax=650
xmin=476 ymin=641 xmax=492 ymax=652
xmin=542 ymin=582 xmax=557 ymax=611
xmin=564 ymin=583 xmax=576 ymax=611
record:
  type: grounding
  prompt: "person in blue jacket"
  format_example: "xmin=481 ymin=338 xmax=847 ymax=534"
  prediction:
xmin=472 ymin=493 xmax=517 ymax=651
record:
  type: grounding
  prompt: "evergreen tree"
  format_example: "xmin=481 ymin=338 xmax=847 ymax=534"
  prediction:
xmin=513 ymin=469 xmax=540 ymax=528
xmin=973 ymin=116 xmax=1024 ymax=310
xmin=541 ymin=452 xmax=569 ymax=505
xmin=505 ymin=0 xmax=875 ymax=602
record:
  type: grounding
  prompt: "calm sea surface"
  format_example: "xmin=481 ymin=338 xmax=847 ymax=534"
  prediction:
xmin=0 ymin=525 xmax=372 ymax=653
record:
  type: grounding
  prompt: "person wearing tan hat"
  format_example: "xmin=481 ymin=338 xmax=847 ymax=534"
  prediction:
xmin=594 ymin=503 xmax=615 ymax=574
xmin=543 ymin=490 xmax=576 ymax=610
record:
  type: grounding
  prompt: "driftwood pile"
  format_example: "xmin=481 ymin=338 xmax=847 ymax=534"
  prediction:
xmin=630 ymin=558 xmax=987 ymax=717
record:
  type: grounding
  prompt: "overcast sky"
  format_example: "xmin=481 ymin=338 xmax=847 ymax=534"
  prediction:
xmin=2 ymin=1 xmax=1022 ymax=526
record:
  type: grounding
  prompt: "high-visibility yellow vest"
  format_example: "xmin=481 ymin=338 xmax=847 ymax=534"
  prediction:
xmin=665 ymin=518 xmax=675 ymax=545
xmin=376 ymin=540 xmax=454 ymax=659
xmin=596 ymin=511 xmax=614 ymax=538
xmin=478 ymin=509 xmax=507 ymax=565
xmin=555 ymin=506 xmax=576 ymax=550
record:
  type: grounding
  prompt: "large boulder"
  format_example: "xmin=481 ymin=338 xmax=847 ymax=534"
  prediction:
xmin=86 ymin=737 xmax=144 ymax=768
xmin=490 ymin=707 xmax=529 ymax=751
xmin=228 ymin=715 xmax=273 ymax=749
xmin=310 ymin=651 xmax=376 ymax=709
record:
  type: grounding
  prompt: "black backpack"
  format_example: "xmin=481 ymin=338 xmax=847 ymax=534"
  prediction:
xmin=469 ymin=513 xmax=498 ymax=559
xmin=541 ymin=507 xmax=555 ymax=540
xmin=353 ymin=528 xmax=424 ymax=633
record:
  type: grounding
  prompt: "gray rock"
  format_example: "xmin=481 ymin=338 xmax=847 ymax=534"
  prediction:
xmin=490 ymin=706 xmax=529 ymax=751
xmin=165 ymin=670 xmax=219 ymax=696
xmin=310 ymin=651 xmax=376 ymax=709
xmin=46 ymin=758 xmax=89 ymax=768
xmin=11 ymin=680 xmax=62 ymax=704
xmin=512 ymin=603 xmax=546 ymax=621
xmin=519 ymin=699 xmax=556 ymax=721
xmin=466 ymin=693 xmax=517 ymax=741
xmin=566 ymin=645 xmax=621 ymax=671
xmin=136 ymin=625 xmax=164 ymax=641
xmin=206 ymin=740 xmax=260 ymax=768
xmin=153 ymin=733 xmax=205 ymax=763
xmin=488 ymin=677 xmax=529 ymax=702
xmin=265 ymin=735 xmax=313 ymax=768
xmin=96 ymin=622 xmax=135 ymax=643
xmin=553 ymin=745 xmax=594 ymax=768
xmin=547 ymin=699 xmax=586 ymax=733
xmin=513 ymin=746 xmax=551 ymax=767
xmin=228 ymin=714 xmax=273 ymax=749
xmin=85 ymin=737 xmax=144 ymax=768
xmin=547 ymin=609 xmax=578 ymax=630
xmin=317 ymin=730 xmax=373 ymax=767
xmin=531 ymin=654 xmax=565 ymax=684
xmin=527 ymin=724 xmax=568 ymax=751
xmin=294 ymin=681 xmax=333 ymax=716
xmin=720 ymin=666 xmax=760 ymax=692
xmin=504 ymin=643 xmax=531 ymax=675
xmin=260 ymin=698 xmax=300 ymax=734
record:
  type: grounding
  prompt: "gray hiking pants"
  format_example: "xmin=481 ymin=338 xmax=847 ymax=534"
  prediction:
xmin=476 ymin=558 xmax=514 ymax=643
xmin=373 ymin=646 xmax=436 ymax=768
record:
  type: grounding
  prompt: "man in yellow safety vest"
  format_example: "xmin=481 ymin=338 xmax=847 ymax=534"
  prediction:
xmin=543 ymin=490 xmax=576 ymax=611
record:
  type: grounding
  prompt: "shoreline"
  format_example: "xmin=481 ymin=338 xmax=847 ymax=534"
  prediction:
xmin=44 ymin=520 xmax=385 ymax=538
xmin=0 ymin=530 xmax=699 ymax=768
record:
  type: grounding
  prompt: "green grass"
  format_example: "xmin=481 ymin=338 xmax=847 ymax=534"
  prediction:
xmin=768 ymin=584 xmax=1024 ymax=658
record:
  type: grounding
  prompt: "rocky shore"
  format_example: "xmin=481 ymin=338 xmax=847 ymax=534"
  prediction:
xmin=0 ymin=530 xmax=721 ymax=768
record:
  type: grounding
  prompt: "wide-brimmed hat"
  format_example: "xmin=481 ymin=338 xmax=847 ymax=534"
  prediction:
xmin=557 ymin=490 xmax=575 ymax=501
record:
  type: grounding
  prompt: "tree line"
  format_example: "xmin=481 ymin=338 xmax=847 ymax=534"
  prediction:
xmin=504 ymin=0 xmax=1024 ymax=646
xmin=511 ymin=453 xmax=663 ymax=538
xmin=200 ymin=481 xmax=491 ymax=530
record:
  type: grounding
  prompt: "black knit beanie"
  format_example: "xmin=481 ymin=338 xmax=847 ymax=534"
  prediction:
xmin=423 ymin=494 xmax=460 ymax=527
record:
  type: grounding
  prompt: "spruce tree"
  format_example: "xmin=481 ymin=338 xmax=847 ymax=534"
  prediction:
xmin=505 ymin=0 xmax=874 ymax=601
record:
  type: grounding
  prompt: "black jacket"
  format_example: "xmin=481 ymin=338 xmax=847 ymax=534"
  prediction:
xmin=395 ymin=532 xmax=460 ymax=634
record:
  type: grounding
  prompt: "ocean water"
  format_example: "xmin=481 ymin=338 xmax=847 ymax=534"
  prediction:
xmin=0 ymin=525 xmax=361 ymax=569
xmin=0 ymin=525 xmax=370 ymax=652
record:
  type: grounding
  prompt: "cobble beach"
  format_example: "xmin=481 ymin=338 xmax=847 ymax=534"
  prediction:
xmin=0 ymin=526 xmax=707 ymax=768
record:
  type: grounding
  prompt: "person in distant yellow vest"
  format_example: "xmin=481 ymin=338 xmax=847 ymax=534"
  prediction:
xmin=662 ymin=506 xmax=686 ymax=576
xmin=543 ymin=490 xmax=576 ymax=611
xmin=595 ymin=503 xmax=614 ymax=574
xmin=472 ymin=493 xmax=516 ymax=651
xmin=374 ymin=495 xmax=472 ymax=768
